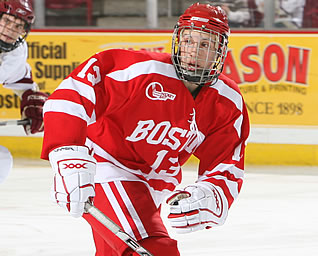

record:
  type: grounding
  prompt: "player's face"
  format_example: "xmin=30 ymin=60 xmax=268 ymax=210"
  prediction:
xmin=178 ymin=29 xmax=218 ymax=73
xmin=0 ymin=14 xmax=26 ymax=44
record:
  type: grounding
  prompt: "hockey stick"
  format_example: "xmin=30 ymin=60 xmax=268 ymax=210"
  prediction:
xmin=0 ymin=119 xmax=31 ymax=126
xmin=84 ymin=201 xmax=153 ymax=256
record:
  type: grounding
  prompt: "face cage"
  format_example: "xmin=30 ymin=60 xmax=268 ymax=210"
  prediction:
xmin=0 ymin=14 xmax=30 ymax=52
xmin=172 ymin=25 xmax=228 ymax=86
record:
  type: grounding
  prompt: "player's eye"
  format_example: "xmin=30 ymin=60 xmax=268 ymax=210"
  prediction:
xmin=15 ymin=24 xmax=24 ymax=30
xmin=3 ymin=17 xmax=11 ymax=24
xmin=201 ymin=41 xmax=210 ymax=48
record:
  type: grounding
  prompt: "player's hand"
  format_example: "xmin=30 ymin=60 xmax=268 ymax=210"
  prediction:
xmin=20 ymin=89 xmax=48 ymax=134
xmin=49 ymin=145 xmax=96 ymax=218
xmin=166 ymin=182 xmax=227 ymax=234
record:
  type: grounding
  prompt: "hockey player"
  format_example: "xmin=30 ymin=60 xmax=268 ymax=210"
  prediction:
xmin=42 ymin=2 xmax=250 ymax=255
xmin=0 ymin=0 xmax=48 ymax=183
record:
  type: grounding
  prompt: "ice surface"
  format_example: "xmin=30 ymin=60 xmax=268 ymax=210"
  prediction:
xmin=1 ymin=159 xmax=318 ymax=256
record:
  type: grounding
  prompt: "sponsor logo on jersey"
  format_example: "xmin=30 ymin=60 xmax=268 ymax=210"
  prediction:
xmin=146 ymin=82 xmax=176 ymax=101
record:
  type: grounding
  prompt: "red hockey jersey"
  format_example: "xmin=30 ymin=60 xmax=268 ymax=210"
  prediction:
xmin=41 ymin=49 xmax=249 ymax=209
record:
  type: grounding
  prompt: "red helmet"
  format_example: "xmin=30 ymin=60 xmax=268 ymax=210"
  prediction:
xmin=172 ymin=3 xmax=230 ymax=85
xmin=0 ymin=0 xmax=34 ymax=52
xmin=178 ymin=3 xmax=230 ymax=37
xmin=0 ymin=0 xmax=35 ymax=25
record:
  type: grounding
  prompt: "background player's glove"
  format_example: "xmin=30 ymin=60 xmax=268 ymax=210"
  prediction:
xmin=49 ymin=145 xmax=96 ymax=218
xmin=166 ymin=182 xmax=228 ymax=234
xmin=20 ymin=89 xmax=48 ymax=134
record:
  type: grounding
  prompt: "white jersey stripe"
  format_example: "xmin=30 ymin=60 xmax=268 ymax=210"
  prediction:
xmin=114 ymin=181 xmax=148 ymax=239
xmin=85 ymin=138 xmax=174 ymax=208
xmin=55 ymin=77 xmax=96 ymax=105
xmin=43 ymin=99 xmax=90 ymax=123
xmin=212 ymin=79 xmax=244 ymax=138
xmin=106 ymin=60 xmax=178 ymax=82
xmin=213 ymin=79 xmax=243 ymax=112
xmin=88 ymin=138 xmax=179 ymax=186
xmin=232 ymin=142 xmax=243 ymax=161
xmin=234 ymin=114 xmax=243 ymax=138
xmin=101 ymin=183 xmax=136 ymax=239
xmin=89 ymin=110 xmax=96 ymax=125
xmin=199 ymin=163 xmax=244 ymax=179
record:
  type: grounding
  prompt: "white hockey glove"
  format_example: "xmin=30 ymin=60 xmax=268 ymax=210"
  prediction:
xmin=166 ymin=182 xmax=228 ymax=234
xmin=49 ymin=145 xmax=96 ymax=218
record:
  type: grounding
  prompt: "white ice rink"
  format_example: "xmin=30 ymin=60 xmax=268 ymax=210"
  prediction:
xmin=1 ymin=159 xmax=318 ymax=256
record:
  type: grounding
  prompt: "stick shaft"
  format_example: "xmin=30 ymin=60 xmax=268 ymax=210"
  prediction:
xmin=0 ymin=119 xmax=31 ymax=126
xmin=84 ymin=202 xmax=153 ymax=256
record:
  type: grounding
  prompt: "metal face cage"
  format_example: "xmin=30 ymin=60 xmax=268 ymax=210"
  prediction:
xmin=0 ymin=13 xmax=29 ymax=52
xmin=172 ymin=23 xmax=228 ymax=86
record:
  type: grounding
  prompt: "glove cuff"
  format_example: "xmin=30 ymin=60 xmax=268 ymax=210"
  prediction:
xmin=49 ymin=145 xmax=96 ymax=176
xmin=49 ymin=145 xmax=92 ymax=158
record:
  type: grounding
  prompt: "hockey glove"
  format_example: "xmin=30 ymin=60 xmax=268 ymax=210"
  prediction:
xmin=20 ymin=89 xmax=48 ymax=134
xmin=166 ymin=182 xmax=227 ymax=234
xmin=49 ymin=145 xmax=96 ymax=218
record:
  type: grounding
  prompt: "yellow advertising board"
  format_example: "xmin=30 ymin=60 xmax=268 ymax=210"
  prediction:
xmin=0 ymin=32 xmax=172 ymax=119
xmin=225 ymin=33 xmax=317 ymax=126
xmin=1 ymin=31 xmax=318 ymax=165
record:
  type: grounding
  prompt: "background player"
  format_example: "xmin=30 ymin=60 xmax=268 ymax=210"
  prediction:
xmin=0 ymin=0 xmax=48 ymax=183
xmin=42 ymin=2 xmax=250 ymax=255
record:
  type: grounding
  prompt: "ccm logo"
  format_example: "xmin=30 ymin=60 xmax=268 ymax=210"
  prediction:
xmin=63 ymin=163 xmax=87 ymax=169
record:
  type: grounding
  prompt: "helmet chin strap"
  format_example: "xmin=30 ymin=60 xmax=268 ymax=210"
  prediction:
xmin=183 ymin=69 xmax=208 ymax=83
xmin=184 ymin=74 xmax=201 ymax=83
xmin=0 ymin=35 xmax=25 ymax=52
xmin=181 ymin=68 xmax=218 ymax=86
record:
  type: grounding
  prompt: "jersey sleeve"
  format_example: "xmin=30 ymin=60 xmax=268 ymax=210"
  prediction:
xmin=41 ymin=59 xmax=96 ymax=159
xmin=41 ymin=52 xmax=106 ymax=159
xmin=41 ymin=50 xmax=141 ymax=159
xmin=194 ymin=80 xmax=250 ymax=212
xmin=0 ymin=42 xmax=37 ymax=91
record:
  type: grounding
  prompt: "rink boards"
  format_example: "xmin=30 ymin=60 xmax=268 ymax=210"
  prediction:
xmin=1 ymin=30 xmax=318 ymax=165
xmin=1 ymin=128 xmax=318 ymax=165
